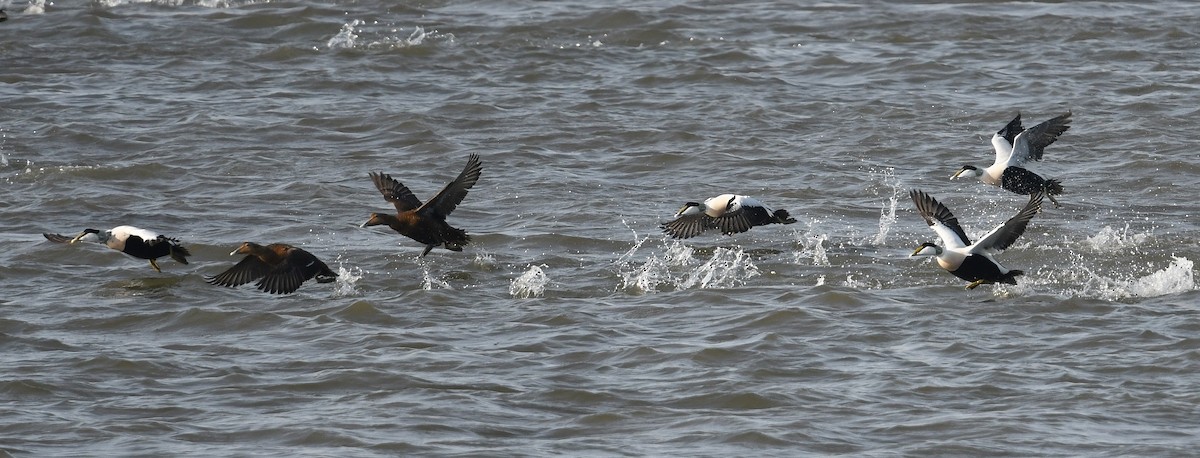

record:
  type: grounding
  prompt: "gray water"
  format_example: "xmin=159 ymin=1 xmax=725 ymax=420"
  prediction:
xmin=2 ymin=1 xmax=1199 ymax=456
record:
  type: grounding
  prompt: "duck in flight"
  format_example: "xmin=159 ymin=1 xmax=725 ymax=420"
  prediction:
xmin=951 ymin=112 xmax=1071 ymax=207
xmin=362 ymin=153 xmax=483 ymax=257
xmin=909 ymin=189 xmax=1042 ymax=290
xmin=205 ymin=242 xmax=337 ymax=294
xmin=43 ymin=225 xmax=190 ymax=272
xmin=661 ymin=194 xmax=797 ymax=239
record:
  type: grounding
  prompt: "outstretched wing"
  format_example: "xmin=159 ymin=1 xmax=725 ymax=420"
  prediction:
xmin=417 ymin=153 xmax=483 ymax=218
xmin=255 ymin=263 xmax=308 ymax=295
xmin=974 ymin=192 xmax=1043 ymax=253
xmin=43 ymin=233 xmax=74 ymax=243
xmin=712 ymin=208 xmax=755 ymax=235
xmin=910 ymin=189 xmax=971 ymax=248
xmin=370 ymin=172 xmax=423 ymax=213
xmin=205 ymin=256 xmax=271 ymax=288
xmin=1007 ymin=111 xmax=1072 ymax=166
xmin=661 ymin=212 xmax=716 ymax=239
xmin=989 ymin=113 xmax=1023 ymax=168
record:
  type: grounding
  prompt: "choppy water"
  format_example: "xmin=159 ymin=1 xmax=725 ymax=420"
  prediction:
xmin=3 ymin=0 xmax=1199 ymax=455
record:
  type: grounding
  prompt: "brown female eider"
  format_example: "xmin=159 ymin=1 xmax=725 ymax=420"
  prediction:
xmin=43 ymin=225 xmax=190 ymax=272
xmin=362 ymin=153 xmax=483 ymax=257
xmin=205 ymin=242 xmax=337 ymax=295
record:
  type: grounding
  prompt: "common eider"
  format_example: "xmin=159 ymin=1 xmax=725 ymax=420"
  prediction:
xmin=43 ymin=225 xmax=190 ymax=272
xmin=205 ymin=242 xmax=337 ymax=295
xmin=909 ymin=189 xmax=1042 ymax=289
xmin=952 ymin=112 xmax=1071 ymax=207
xmin=362 ymin=153 xmax=483 ymax=257
xmin=661 ymin=194 xmax=797 ymax=239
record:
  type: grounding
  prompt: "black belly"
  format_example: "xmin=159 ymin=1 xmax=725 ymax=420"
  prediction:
xmin=1000 ymin=167 xmax=1049 ymax=195
xmin=949 ymin=255 xmax=1006 ymax=282
xmin=122 ymin=236 xmax=173 ymax=260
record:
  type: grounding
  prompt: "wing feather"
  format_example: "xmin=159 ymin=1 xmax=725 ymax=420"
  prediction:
xmin=205 ymin=256 xmax=271 ymax=288
xmin=974 ymin=193 xmax=1043 ymax=252
xmin=417 ymin=154 xmax=483 ymax=218
xmin=661 ymin=213 xmax=715 ymax=239
xmin=1007 ymin=111 xmax=1072 ymax=166
xmin=370 ymin=172 xmax=423 ymax=213
xmin=910 ymin=189 xmax=971 ymax=248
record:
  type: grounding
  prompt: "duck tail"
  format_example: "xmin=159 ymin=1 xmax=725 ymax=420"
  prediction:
xmin=170 ymin=243 xmax=191 ymax=265
xmin=1000 ymin=269 xmax=1024 ymax=285
xmin=1045 ymin=179 xmax=1064 ymax=196
xmin=442 ymin=227 xmax=470 ymax=252
xmin=773 ymin=209 xmax=797 ymax=224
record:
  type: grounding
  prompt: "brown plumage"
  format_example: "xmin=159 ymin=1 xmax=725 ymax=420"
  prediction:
xmin=205 ymin=242 xmax=337 ymax=294
xmin=362 ymin=153 xmax=483 ymax=256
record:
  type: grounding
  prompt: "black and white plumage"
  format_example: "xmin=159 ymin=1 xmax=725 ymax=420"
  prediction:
xmin=952 ymin=112 xmax=1071 ymax=207
xmin=205 ymin=242 xmax=337 ymax=295
xmin=43 ymin=225 xmax=191 ymax=272
xmin=661 ymin=194 xmax=797 ymax=239
xmin=909 ymin=189 xmax=1042 ymax=290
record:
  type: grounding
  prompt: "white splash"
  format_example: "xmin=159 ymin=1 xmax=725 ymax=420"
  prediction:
xmin=677 ymin=247 xmax=761 ymax=289
xmin=1125 ymin=257 xmax=1194 ymax=298
xmin=1085 ymin=224 xmax=1152 ymax=251
xmin=418 ymin=260 xmax=451 ymax=290
xmin=331 ymin=264 xmax=363 ymax=297
xmin=618 ymin=238 xmax=759 ymax=293
xmin=472 ymin=251 xmax=497 ymax=269
xmin=509 ymin=264 xmax=549 ymax=298
xmin=25 ymin=0 xmax=46 ymax=14
xmin=794 ymin=231 xmax=831 ymax=267
xmin=327 ymin=20 xmax=362 ymax=50
xmin=870 ymin=167 xmax=901 ymax=246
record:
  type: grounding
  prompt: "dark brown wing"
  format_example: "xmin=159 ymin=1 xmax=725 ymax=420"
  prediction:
xmin=255 ymin=263 xmax=307 ymax=295
xmin=43 ymin=233 xmax=74 ymax=243
xmin=661 ymin=213 xmax=715 ymax=239
xmin=370 ymin=172 xmax=423 ymax=213
xmin=205 ymin=256 xmax=272 ymax=288
xmin=417 ymin=154 xmax=483 ymax=218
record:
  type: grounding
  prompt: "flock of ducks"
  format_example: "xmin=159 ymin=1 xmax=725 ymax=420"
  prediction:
xmin=43 ymin=112 xmax=1071 ymax=293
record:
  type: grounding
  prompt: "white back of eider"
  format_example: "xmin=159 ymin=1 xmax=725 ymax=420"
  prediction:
xmin=107 ymin=226 xmax=159 ymax=251
xmin=702 ymin=194 xmax=740 ymax=217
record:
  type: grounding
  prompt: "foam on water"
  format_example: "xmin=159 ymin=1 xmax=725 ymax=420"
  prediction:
xmin=793 ymin=229 xmax=831 ymax=267
xmin=326 ymin=20 xmax=362 ymax=50
xmin=1084 ymin=224 xmax=1153 ymax=251
xmin=868 ymin=167 xmax=901 ymax=246
xmin=418 ymin=259 xmax=452 ymax=290
xmin=510 ymin=264 xmax=549 ymax=299
xmin=330 ymin=263 xmax=363 ymax=298
xmin=618 ymin=238 xmax=760 ymax=293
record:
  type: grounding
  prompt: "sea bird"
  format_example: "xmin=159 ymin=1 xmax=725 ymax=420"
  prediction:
xmin=909 ymin=189 xmax=1042 ymax=289
xmin=952 ymin=112 xmax=1071 ymax=207
xmin=205 ymin=242 xmax=337 ymax=295
xmin=362 ymin=153 xmax=483 ymax=256
xmin=43 ymin=226 xmax=190 ymax=272
xmin=661 ymin=194 xmax=797 ymax=239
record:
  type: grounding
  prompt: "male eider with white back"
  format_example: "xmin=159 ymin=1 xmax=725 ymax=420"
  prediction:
xmin=43 ymin=226 xmax=190 ymax=272
xmin=952 ymin=112 xmax=1071 ymax=207
xmin=909 ymin=189 xmax=1042 ymax=289
xmin=661 ymin=194 xmax=797 ymax=239
xmin=205 ymin=242 xmax=337 ymax=295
